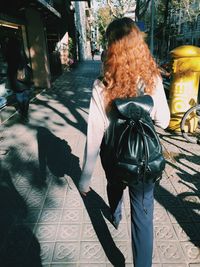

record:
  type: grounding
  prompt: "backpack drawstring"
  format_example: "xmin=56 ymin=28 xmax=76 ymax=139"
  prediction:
xmin=140 ymin=121 xmax=148 ymax=214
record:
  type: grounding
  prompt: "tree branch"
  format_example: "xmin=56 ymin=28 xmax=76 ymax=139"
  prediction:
xmin=107 ymin=0 xmax=118 ymax=17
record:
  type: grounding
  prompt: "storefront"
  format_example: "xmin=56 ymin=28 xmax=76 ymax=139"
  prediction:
xmin=0 ymin=0 xmax=62 ymax=109
xmin=0 ymin=20 xmax=28 ymax=107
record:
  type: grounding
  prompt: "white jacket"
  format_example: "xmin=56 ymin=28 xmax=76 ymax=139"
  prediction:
xmin=79 ymin=77 xmax=170 ymax=192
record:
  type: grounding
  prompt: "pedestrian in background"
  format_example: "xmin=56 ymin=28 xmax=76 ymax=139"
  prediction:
xmin=5 ymin=36 xmax=32 ymax=122
xmin=91 ymin=49 xmax=95 ymax=60
xmin=79 ymin=17 xmax=170 ymax=267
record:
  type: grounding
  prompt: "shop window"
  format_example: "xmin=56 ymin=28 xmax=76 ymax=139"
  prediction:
xmin=0 ymin=23 xmax=22 ymax=106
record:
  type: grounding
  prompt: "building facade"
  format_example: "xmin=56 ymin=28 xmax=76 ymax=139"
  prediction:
xmin=0 ymin=0 xmax=93 ymax=107
xmin=74 ymin=0 xmax=93 ymax=60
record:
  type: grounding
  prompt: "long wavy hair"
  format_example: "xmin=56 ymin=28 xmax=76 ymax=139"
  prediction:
xmin=103 ymin=17 xmax=160 ymax=109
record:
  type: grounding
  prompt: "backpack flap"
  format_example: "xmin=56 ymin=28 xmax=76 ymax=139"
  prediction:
xmin=114 ymin=95 xmax=153 ymax=119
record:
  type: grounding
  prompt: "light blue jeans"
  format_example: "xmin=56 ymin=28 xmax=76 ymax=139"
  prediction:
xmin=107 ymin=181 xmax=155 ymax=267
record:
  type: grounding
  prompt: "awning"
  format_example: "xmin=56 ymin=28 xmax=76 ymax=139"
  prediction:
xmin=37 ymin=0 xmax=61 ymax=18
xmin=0 ymin=0 xmax=61 ymax=19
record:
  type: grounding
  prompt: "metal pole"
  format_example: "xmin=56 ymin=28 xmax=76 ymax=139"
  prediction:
xmin=150 ymin=0 xmax=155 ymax=55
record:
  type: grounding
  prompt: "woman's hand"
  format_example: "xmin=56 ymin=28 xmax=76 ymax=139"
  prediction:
xmin=79 ymin=187 xmax=91 ymax=197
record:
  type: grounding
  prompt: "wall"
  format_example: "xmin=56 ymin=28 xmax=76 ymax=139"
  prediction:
xmin=25 ymin=7 xmax=51 ymax=89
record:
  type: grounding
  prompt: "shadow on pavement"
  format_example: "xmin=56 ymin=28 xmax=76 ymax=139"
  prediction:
xmin=36 ymin=126 xmax=126 ymax=266
xmin=155 ymin=132 xmax=200 ymax=248
xmin=0 ymin=166 xmax=42 ymax=267
xmin=81 ymin=189 xmax=126 ymax=267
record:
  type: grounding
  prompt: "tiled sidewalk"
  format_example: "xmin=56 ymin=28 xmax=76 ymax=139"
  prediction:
xmin=1 ymin=60 xmax=200 ymax=267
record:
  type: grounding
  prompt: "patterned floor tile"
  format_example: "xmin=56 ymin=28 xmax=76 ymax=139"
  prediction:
xmin=43 ymin=197 xmax=64 ymax=209
xmin=52 ymin=242 xmax=80 ymax=263
xmin=63 ymin=194 xmax=82 ymax=209
xmin=16 ymin=185 xmax=31 ymax=199
xmin=180 ymin=241 xmax=200 ymax=262
xmin=38 ymin=209 xmax=62 ymax=224
xmin=172 ymin=223 xmax=200 ymax=241
xmin=47 ymin=185 xmax=68 ymax=198
xmin=107 ymin=223 xmax=129 ymax=241
xmin=26 ymin=190 xmax=46 ymax=208
xmin=81 ymin=223 xmax=98 ymax=241
xmin=154 ymin=223 xmax=178 ymax=241
xmin=79 ymin=241 xmax=106 ymax=263
xmin=35 ymin=224 xmax=58 ymax=242
xmin=60 ymin=209 xmax=83 ymax=223
xmin=157 ymin=241 xmax=186 ymax=263
xmin=153 ymin=244 xmax=161 ymax=263
xmin=56 ymin=224 xmax=81 ymax=241
xmin=113 ymin=241 xmax=133 ymax=263
xmin=154 ymin=208 xmax=171 ymax=223
xmin=24 ymin=208 xmax=42 ymax=224
xmin=40 ymin=241 xmax=55 ymax=263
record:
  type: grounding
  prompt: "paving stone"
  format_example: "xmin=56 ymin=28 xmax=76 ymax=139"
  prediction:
xmin=61 ymin=208 xmax=83 ymax=223
xmin=107 ymin=223 xmax=129 ymax=241
xmin=157 ymin=241 xmax=186 ymax=263
xmin=79 ymin=241 xmax=106 ymax=263
xmin=81 ymin=223 xmax=99 ymax=241
xmin=63 ymin=194 xmax=83 ymax=209
xmin=154 ymin=223 xmax=178 ymax=241
xmin=24 ymin=208 xmax=42 ymax=223
xmin=43 ymin=197 xmax=64 ymax=209
xmin=35 ymin=224 xmax=58 ymax=242
xmin=180 ymin=241 xmax=200 ymax=262
xmin=52 ymin=241 xmax=80 ymax=263
xmin=153 ymin=244 xmax=161 ymax=263
xmin=113 ymin=241 xmax=133 ymax=263
xmin=56 ymin=224 xmax=81 ymax=241
xmin=154 ymin=208 xmax=171 ymax=223
xmin=173 ymin=223 xmax=200 ymax=241
xmin=38 ymin=209 xmax=62 ymax=224
xmin=40 ymin=241 xmax=55 ymax=263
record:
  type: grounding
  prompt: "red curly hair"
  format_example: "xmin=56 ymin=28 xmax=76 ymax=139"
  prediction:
xmin=103 ymin=17 xmax=160 ymax=108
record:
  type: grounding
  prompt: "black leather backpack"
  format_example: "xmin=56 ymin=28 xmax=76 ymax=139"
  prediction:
xmin=100 ymin=95 xmax=165 ymax=186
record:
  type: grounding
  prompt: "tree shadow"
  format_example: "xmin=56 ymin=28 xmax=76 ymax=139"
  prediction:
xmin=35 ymin=98 xmax=88 ymax=135
xmin=36 ymin=126 xmax=125 ymax=266
xmin=154 ymin=152 xmax=200 ymax=247
xmin=159 ymin=132 xmax=195 ymax=155
xmin=0 ymin=165 xmax=42 ymax=267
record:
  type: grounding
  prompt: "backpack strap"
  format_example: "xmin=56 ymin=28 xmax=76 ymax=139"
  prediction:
xmin=137 ymin=79 xmax=146 ymax=96
xmin=93 ymin=81 xmax=109 ymax=131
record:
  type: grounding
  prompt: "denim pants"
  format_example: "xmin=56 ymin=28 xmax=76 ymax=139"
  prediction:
xmin=107 ymin=181 xmax=155 ymax=267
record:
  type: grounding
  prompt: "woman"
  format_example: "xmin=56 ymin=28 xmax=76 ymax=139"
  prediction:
xmin=79 ymin=17 xmax=170 ymax=267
